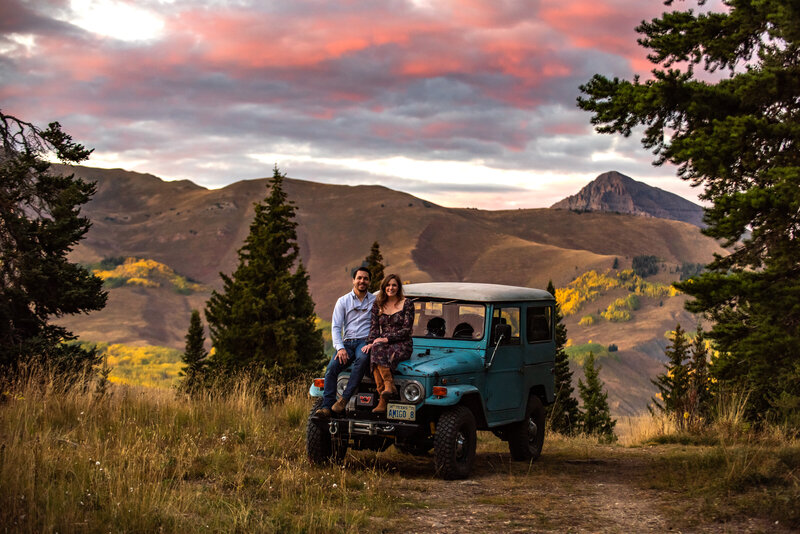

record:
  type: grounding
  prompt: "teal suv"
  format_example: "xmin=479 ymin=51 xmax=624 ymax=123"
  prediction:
xmin=306 ymin=282 xmax=556 ymax=479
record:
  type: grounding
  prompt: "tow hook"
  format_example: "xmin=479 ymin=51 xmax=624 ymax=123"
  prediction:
xmin=328 ymin=421 xmax=339 ymax=435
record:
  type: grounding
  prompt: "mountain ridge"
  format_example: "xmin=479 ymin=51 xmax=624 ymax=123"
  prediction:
xmin=550 ymin=170 xmax=706 ymax=227
xmin=57 ymin=165 xmax=723 ymax=414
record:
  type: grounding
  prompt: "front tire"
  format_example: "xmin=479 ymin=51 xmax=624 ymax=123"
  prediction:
xmin=306 ymin=399 xmax=348 ymax=464
xmin=434 ymin=406 xmax=477 ymax=479
xmin=507 ymin=395 xmax=545 ymax=461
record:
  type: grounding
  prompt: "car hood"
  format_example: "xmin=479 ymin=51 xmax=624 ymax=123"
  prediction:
xmin=396 ymin=348 xmax=485 ymax=377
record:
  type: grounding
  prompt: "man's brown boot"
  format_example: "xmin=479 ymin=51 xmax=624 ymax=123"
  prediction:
xmin=379 ymin=366 xmax=396 ymax=399
xmin=331 ymin=397 xmax=347 ymax=413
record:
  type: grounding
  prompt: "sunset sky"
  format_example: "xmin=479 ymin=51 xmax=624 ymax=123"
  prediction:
xmin=1 ymin=0 xmax=714 ymax=209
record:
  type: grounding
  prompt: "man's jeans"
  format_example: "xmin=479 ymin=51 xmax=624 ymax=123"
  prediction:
xmin=322 ymin=338 xmax=369 ymax=408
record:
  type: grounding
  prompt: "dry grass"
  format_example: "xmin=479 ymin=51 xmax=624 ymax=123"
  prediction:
xmin=615 ymin=413 xmax=679 ymax=446
xmin=2 ymin=369 xmax=798 ymax=532
xmin=0 ymin=370 xmax=396 ymax=533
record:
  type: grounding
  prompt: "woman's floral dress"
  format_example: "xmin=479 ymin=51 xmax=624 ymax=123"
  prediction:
xmin=367 ymin=299 xmax=415 ymax=371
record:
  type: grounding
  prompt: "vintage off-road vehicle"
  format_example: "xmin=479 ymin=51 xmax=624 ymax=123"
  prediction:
xmin=306 ymin=282 xmax=556 ymax=479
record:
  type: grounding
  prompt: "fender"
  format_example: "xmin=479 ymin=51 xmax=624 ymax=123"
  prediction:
xmin=424 ymin=383 xmax=481 ymax=405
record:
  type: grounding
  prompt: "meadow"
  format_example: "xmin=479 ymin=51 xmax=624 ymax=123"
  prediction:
xmin=1 ymin=370 xmax=797 ymax=533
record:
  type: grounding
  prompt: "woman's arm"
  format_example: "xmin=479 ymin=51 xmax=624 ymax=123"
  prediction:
xmin=366 ymin=301 xmax=380 ymax=344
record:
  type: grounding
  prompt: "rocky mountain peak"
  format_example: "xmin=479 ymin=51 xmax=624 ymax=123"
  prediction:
xmin=550 ymin=171 xmax=705 ymax=227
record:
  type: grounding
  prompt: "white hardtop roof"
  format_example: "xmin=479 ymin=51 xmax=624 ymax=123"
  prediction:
xmin=404 ymin=282 xmax=554 ymax=303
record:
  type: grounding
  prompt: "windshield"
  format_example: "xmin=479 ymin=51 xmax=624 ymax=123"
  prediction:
xmin=411 ymin=299 xmax=486 ymax=340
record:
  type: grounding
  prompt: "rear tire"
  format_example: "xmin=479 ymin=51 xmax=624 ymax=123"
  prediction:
xmin=434 ymin=406 xmax=477 ymax=479
xmin=306 ymin=399 xmax=348 ymax=464
xmin=507 ymin=395 xmax=545 ymax=461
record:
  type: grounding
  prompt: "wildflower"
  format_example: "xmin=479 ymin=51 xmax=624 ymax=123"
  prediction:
xmin=683 ymin=412 xmax=689 ymax=420
xmin=332 ymin=483 xmax=338 ymax=488
xmin=96 ymin=461 xmax=101 ymax=466
xmin=221 ymin=435 xmax=227 ymax=442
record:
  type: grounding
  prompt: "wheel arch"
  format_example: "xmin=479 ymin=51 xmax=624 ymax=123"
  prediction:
xmin=457 ymin=392 xmax=488 ymax=429
xmin=529 ymin=384 xmax=549 ymax=406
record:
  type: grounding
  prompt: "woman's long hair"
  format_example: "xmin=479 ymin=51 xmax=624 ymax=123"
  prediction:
xmin=376 ymin=274 xmax=404 ymax=311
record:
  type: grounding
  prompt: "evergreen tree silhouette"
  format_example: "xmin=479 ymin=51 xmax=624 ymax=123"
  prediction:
xmin=205 ymin=165 xmax=324 ymax=380
xmin=0 ymin=110 xmax=106 ymax=378
xmin=363 ymin=241 xmax=385 ymax=293
xmin=179 ymin=310 xmax=208 ymax=394
xmin=578 ymin=352 xmax=616 ymax=441
xmin=545 ymin=280 xmax=580 ymax=434
xmin=650 ymin=324 xmax=691 ymax=428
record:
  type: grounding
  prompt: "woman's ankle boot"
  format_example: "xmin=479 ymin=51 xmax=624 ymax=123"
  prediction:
xmin=379 ymin=366 xmax=396 ymax=399
xmin=372 ymin=367 xmax=384 ymax=395
xmin=372 ymin=396 xmax=388 ymax=413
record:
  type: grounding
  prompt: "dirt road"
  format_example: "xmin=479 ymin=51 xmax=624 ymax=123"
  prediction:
xmin=357 ymin=437 xmax=793 ymax=533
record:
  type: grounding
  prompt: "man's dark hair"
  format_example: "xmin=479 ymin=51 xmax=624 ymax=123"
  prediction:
xmin=352 ymin=266 xmax=371 ymax=279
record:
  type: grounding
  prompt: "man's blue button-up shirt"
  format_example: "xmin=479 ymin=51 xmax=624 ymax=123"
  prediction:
xmin=331 ymin=290 xmax=376 ymax=351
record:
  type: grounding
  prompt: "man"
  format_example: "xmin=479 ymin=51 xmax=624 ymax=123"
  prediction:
xmin=316 ymin=266 xmax=376 ymax=417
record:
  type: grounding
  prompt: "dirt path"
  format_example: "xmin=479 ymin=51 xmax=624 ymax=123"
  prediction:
xmin=358 ymin=441 xmax=791 ymax=534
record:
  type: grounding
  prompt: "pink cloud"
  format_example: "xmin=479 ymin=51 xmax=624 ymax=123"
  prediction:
xmin=1 ymin=0 xmax=681 ymax=194
xmin=166 ymin=8 xmax=434 ymax=71
xmin=538 ymin=0 xmax=660 ymax=65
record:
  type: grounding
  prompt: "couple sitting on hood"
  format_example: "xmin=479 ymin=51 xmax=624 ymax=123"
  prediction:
xmin=315 ymin=267 xmax=414 ymax=418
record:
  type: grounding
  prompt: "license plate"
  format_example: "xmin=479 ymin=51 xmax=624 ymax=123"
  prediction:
xmin=387 ymin=403 xmax=416 ymax=421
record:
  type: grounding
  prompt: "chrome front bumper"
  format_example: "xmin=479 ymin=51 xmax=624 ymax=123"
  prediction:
xmin=328 ymin=418 xmax=421 ymax=437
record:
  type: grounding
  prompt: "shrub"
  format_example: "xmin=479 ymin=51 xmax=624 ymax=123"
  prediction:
xmin=632 ymin=255 xmax=659 ymax=278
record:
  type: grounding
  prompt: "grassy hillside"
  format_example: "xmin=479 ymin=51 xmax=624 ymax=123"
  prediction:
xmin=56 ymin=166 xmax=723 ymax=414
xmin=64 ymin=165 xmax=724 ymax=317
xmin=60 ymin=257 xmax=695 ymax=414
xmin=1 ymin=373 xmax=797 ymax=532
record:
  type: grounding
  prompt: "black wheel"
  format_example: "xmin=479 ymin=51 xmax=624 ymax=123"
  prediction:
xmin=395 ymin=440 xmax=433 ymax=456
xmin=306 ymin=399 xmax=348 ymax=464
xmin=434 ymin=406 xmax=477 ymax=480
xmin=507 ymin=395 xmax=545 ymax=461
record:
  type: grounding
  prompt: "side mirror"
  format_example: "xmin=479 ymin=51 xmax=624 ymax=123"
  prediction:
xmin=493 ymin=323 xmax=511 ymax=344
xmin=486 ymin=323 xmax=512 ymax=370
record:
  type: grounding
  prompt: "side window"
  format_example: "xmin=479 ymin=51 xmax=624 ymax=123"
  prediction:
xmin=527 ymin=306 xmax=553 ymax=343
xmin=491 ymin=307 xmax=520 ymax=345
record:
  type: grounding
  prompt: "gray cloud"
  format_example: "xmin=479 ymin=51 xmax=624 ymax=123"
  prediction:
xmin=0 ymin=0 xmax=702 ymax=208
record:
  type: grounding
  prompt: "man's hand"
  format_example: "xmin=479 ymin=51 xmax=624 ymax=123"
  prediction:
xmin=335 ymin=348 xmax=349 ymax=364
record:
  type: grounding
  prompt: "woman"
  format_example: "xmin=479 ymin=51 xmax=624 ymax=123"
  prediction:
xmin=362 ymin=274 xmax=415 ymax=413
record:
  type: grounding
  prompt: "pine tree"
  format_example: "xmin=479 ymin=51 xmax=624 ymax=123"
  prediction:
xmin=545 ymin=280 xmax=580 ymax=434
xmin=686 ymin=329 xmax=712 ymax=430
xmin=578 ymin=0 xmax=800 ymax=425
xmin=179 ymin=310 xmax=208 ymax=394
xmin=364 ymin=241 xmax=385 ymax=293
xmin=204 ymin=165 xmax=324 ymax=380
xmin=0 ymin=110 xmax=107 ymax=378
xmin=650 ymin=324 xmax=691 ymax=428
xmin=578 ymin=352 xmax=616 ymax=441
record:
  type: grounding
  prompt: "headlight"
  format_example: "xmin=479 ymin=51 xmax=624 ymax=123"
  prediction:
xmin=401 ymin=381 xmax=424 ymax=403
xmin=336 ymin=375 xmax=348 ymax=396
